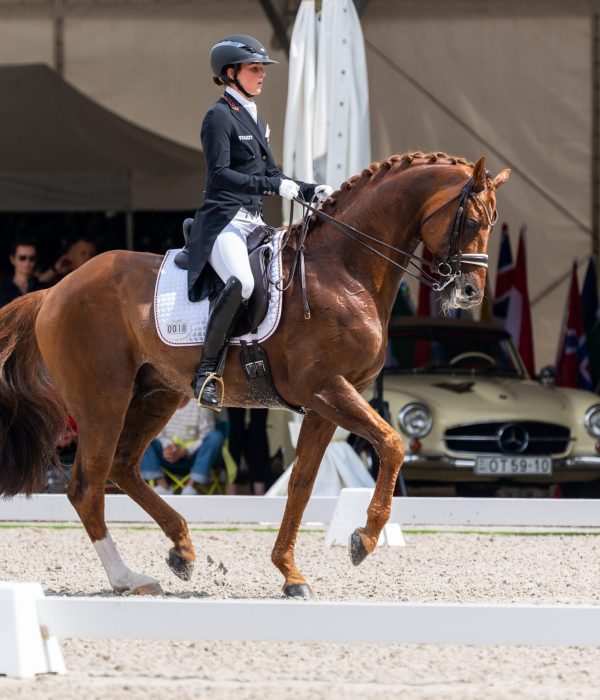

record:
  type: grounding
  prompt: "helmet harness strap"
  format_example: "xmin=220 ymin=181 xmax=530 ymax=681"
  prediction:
xmin=228 ymin=65 xmax=255 ymax=100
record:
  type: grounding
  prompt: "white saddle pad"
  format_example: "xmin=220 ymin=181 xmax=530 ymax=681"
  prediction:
xmin=154 ymin=231 xmax=285 ymax=347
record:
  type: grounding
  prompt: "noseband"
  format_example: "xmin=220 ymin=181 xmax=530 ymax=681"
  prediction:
xmin=419 ymin=176 xmax=498 ymax=291
xmin=289 ymin=173 xmax=498 ymax=295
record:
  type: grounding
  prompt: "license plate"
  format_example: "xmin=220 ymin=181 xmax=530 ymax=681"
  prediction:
xmin=474 ymin=456 xmax=553 ymax=476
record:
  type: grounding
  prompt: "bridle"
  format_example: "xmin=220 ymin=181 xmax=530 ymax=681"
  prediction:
xmin=290 ymin=174 xmax=497 ymax=294
xmin=418 ymin=175 xmax=498 ymax=290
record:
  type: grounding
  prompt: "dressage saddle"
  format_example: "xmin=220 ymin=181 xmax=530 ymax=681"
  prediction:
xmin=174 ymin=218 xmax=276 ymax=336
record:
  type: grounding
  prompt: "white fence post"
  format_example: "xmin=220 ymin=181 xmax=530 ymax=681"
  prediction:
xmin=0 ymin=582 xmax=65 ymax=678
xmin=324 ymin=488 xmax=405 ymax=548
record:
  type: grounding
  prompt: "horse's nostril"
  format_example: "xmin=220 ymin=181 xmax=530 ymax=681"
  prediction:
xmin=464 ymin=284 xmax=476 ymax=298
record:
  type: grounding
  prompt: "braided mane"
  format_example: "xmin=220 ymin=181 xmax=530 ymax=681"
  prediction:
xmin=288 ymin=151 xmax=476 ymax=237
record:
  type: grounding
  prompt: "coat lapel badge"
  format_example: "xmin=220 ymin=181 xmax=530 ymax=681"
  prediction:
xmin=223 ymin=93 xmax=240 ymax=111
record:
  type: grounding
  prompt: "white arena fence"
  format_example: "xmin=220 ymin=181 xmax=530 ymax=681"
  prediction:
xmin=3 ymin=491 xmax=600 ymax=678
xmin=2 ymin=492 xmax=600 ymax=527
xmin=3 ymin=581 xmax=600 ymax=678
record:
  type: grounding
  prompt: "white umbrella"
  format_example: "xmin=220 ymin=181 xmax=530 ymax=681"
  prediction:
xmin=313 ymin=0 xmax=371 ymax=187
xmin=266 ymin=422 xmax=375 ymax=497
xmin=283 ymin=0 xmax=371 ymax=191
xmin=277 ymin=0 xmax=374 ymax=494
xmin=283 ymin=0 xmax=317 ymax=184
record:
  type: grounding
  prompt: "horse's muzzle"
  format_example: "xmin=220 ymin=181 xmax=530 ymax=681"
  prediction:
xmin=446 ymin=272 xmax=484 ymax=309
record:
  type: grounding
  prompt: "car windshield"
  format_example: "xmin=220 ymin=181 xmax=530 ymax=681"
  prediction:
xmin=384 ymin=325 xmax=525 ymax=377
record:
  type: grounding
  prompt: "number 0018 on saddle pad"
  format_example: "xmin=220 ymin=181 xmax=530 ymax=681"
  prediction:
xmin=154 ymin=233 xmax=284 ymax=347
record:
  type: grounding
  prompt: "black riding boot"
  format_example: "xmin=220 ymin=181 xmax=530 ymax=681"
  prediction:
xmin=192 ymin=276 xmax=244 ymax=409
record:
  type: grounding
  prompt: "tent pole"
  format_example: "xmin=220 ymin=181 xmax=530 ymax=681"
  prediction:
xmin=125 ymin=211 xmax=134 ymax=251
xmin=593 ymin=4 xmax=600 ymax=276
xmin=53 ymin=0 xmax=64 ymax=77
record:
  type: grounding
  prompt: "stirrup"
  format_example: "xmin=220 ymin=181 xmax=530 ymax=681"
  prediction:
xmin=197 ymin=372 xmax=225 ymax=412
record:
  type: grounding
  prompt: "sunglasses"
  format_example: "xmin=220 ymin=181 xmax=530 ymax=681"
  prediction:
xmin=17 ymin=255 xmax=36 ymax=262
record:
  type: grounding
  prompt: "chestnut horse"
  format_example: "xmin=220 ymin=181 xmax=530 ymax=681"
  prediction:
xmin=0 ymin=152 xmax=509 ymax=598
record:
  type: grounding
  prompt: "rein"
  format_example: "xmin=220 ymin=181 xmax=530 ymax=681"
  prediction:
xmin=289 ymin=176 xmax=496 ymax=293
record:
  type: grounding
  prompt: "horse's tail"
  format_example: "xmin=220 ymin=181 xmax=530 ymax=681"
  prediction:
xmin=0 ymin=290 xmax=65 ymax=497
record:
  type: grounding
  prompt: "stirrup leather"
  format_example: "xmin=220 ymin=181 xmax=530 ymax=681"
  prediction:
xmin=197 ymin=372 xmax=225 ymax=412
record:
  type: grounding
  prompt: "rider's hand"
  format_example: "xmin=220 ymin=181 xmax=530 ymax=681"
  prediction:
xmin=314 ymin=184 xmax=334 ymax=202
xmin=279 ymin=179 xmax=300 ymax=200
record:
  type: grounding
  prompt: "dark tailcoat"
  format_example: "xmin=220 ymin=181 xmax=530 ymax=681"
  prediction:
xmin=187 ymin=92 xmax=316 ymax=302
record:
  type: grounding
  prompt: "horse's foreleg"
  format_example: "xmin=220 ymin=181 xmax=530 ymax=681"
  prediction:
xmin=308 ymin=376 xmax=404 ymax=565
xmin=109 ymin=391 xmax=196 ymax=582
xmin=271 ymin=411 xmax=336 ymax=599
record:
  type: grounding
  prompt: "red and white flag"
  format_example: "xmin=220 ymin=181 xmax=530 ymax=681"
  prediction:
xmin=417 ymin=246 xmax=439 ymax=317
xmin=492 ymin=223 xmax=514 ymax=326
xmin=555 ymin=261 xmax=592 ymax=390
xmin=505 ymin=227 xmax=535 ymax=376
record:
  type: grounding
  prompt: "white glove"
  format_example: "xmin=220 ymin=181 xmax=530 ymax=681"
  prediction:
xmin=314 ymin=184 xmax=334 ymax=203
xmin=279 ymin=179 xmax=300 ymax=200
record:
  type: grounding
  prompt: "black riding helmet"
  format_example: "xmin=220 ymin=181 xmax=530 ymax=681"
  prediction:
xmin=210 ymin=34 xmax=277 ymax=97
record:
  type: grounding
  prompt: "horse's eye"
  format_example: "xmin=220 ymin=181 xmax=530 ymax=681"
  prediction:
xmin=465 ymin=218 xmax=480 ymax=230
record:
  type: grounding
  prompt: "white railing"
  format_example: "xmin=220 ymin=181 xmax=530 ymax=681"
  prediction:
xmin=1 ymin=493 xmax=600 ymax=527
xmin=37 ymin=596 xmax=600 ymax=645
xmin=3 ymin=581 xmax=600 ymax=678
xmin=3 ymin=492 xmax=600 ymax=678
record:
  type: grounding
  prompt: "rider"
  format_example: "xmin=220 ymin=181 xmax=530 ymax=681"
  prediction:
xmin=188 ymin=34 xmax=332 ymax=409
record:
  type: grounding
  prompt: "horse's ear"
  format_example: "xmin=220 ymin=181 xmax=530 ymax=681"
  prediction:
xmin=492 ymin=168 xmax=511 ymax=190
xmin=472 ymin=156 xmax=486 ymax=192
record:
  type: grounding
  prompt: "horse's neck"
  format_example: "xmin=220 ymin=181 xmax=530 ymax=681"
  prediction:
xmin=332 ymin=181 xmax=422 ymax=319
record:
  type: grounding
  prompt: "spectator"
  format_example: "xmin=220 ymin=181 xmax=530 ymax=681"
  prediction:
xmin=140 ymin=398 xmax=225 ymax=494
xmin=38 ymin=237 xmax=97 ymax=285
xmin=0 ymin=239 xmax=43 ymax=307
xmin=227 ymin=408 xmax=270 ymax=495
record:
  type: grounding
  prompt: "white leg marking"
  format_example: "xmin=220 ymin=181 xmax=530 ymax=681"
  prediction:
xmin=93 ymin=532 xmax=162 ymax=594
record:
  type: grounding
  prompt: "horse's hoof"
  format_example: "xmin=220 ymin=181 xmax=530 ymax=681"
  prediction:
xmin=349 ymin=528 xmax=369 ymax=566
xmin=167 ymin=549 xmax=195 ymax=581
xmin=283 ymin=583 xmax=314 ymax=599
xmin=132 ymin=580 xmax=164 ymax=596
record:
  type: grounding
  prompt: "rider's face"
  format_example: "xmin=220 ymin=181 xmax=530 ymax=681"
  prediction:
xmin=231 ymin=62 xmax=266 ymax=97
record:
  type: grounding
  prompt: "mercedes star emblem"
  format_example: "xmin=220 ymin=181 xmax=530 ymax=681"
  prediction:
xmin=498 ymin=424 xmax=529 ymax=454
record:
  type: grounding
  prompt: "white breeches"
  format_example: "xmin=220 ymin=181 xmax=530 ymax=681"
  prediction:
xmin=209 ymin=207 xmax=264 ymax=300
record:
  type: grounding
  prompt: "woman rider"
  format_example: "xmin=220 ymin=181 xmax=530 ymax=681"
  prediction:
xmin=188 ymin=34 xmax=332 ymax=409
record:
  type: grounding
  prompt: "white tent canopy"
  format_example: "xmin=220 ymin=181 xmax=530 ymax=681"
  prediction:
xmin=0 ymin=0 xmax=597 ymax=365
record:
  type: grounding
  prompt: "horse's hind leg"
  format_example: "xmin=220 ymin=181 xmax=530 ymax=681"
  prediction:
xmin=66 ymin=392 xmax=164 ymax=595
xmin=109 ymin=389 xmax=196 ymax=582
xmin=271 ymin=411 xmax=336 ymax=598
xmin=308 ymin=376 xmax=404 ymax=566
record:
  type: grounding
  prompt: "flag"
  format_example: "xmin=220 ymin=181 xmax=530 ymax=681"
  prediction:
xmin=582 ymin=257 xmax=600 ymax=389
xmin=555 ymin=261 xmax=592 ymax=390
xmin=582 ymin=257 xmax=599 ymax=332
xmin=492 ymin=223 xmax=514 ymax=327
xmin=505 ymin=228 xmax=535 ymax=376
xmin=479 ymin=276 xmax=494 ymax=325
xmin=417 ymin=246 xmax=439 ymax=317
xmin=392 ymin=280 xmax=415 ymax=317
xmin=414 ymin=247 xmax=439 ymax=366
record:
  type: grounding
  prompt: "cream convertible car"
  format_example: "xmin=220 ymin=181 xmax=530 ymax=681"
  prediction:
xmin=359 ymin=318 xmax=600 ymax=496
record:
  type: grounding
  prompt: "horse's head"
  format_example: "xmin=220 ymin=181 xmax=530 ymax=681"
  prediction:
xmin=420 ymin=156 xmax=510 ymax=312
